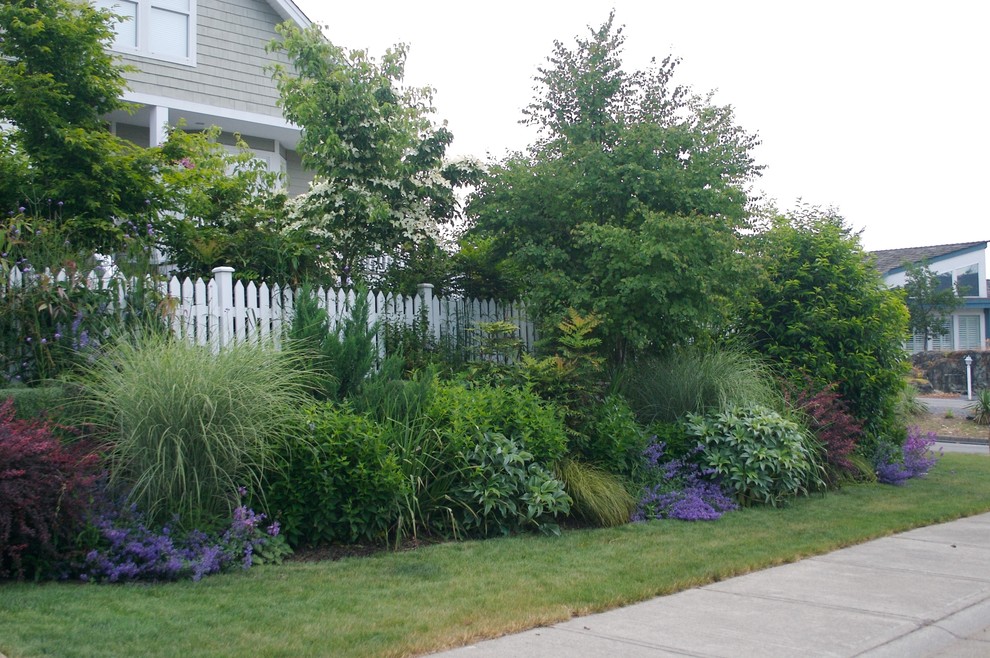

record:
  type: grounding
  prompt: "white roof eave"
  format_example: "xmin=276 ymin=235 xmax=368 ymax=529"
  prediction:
xmin=266 ymin=0 xmax=312 ymax=29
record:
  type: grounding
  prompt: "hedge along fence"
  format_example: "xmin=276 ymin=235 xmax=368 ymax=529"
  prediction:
xmin=2 ymin=265 xmax=536 ymax=362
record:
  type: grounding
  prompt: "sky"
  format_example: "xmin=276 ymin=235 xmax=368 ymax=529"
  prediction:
xmin=293 ymin=0 xmax=988 ymax=252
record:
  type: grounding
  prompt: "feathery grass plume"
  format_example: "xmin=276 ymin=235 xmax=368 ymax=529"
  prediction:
xmin=74 ymin=332 xmax=312 ymax=529
xmin=556 ymin=458 xmax=635 ymax=527
xmin=620 ymin=345 xmax=781 ymax=425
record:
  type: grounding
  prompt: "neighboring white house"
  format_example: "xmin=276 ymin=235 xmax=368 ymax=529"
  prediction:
xmin=872 ymin=241 xmax=990 ymax=353
xmin=93 ymin=0 xmax=314 ymax=195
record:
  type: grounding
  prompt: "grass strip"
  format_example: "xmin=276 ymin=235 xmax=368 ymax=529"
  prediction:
xmin=2 ymin=453 xmax=989 ymax=658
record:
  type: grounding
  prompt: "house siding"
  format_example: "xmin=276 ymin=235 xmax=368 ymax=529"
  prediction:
xmin=285 ymin=149 xmax=308 ymax=196
xmin=883 ymin=249 xmax=987 ymax=298
xmin=115 ymin=0 xmax=290 ymax=119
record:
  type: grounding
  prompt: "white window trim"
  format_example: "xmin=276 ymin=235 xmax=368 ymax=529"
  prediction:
xmin=95 ymin=0 xmax=197 ymax=67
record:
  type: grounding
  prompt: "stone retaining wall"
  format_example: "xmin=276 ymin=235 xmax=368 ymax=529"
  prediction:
xmin=912 ymin=351 xmax=990 ymax=393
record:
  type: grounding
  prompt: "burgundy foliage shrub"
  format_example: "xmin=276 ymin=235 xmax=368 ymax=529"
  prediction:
xmin=783 ymin=378 xmax=863 ymax=477
xmin=0 ymin=398 xmax=100 ymax=579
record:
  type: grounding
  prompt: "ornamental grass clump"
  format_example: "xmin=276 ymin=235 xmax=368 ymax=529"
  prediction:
xmin=968 ymin=389 xmax=990 ymax=426
xmin=555 ymin=457 xmax=635 ymax=527
xmin=621 ymin=345 xmax=782 ymax=425
xmin=75 ymin=332 xmax=312 ymax=530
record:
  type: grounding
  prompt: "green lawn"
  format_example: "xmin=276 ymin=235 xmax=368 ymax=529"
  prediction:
xmin=2 ymin=453 xmax=989 ymax=658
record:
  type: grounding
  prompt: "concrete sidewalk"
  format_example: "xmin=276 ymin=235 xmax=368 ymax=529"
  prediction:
xmin=434 ymin=513 xmax=990 ymax=657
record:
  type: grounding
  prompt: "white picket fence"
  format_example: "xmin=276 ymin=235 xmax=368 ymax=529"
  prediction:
xmin=3 ymin=265 xmax=535 ymax=359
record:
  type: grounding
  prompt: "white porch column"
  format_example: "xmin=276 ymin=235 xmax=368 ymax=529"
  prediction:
xmin=148 ymin=105 xmax=169 ymax=146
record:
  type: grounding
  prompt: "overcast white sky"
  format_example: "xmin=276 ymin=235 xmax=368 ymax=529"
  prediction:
xmin=293 ymin=0 xmax=988 ymax=251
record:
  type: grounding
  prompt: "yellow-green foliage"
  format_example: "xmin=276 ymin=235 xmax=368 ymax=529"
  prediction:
xmin=557 ymin=458 xmax=635 ymax=527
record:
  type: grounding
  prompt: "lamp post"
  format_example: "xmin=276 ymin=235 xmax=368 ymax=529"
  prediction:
xmin=965 ymin=354 xmax=973 ymax=401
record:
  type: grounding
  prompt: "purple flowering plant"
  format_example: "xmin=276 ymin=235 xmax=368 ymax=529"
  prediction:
xmin=874 ymin=426 xmax=941 ymax=485
xmin=632 ymin=437 xmax=737 ymax=522
xmin=80 ymin=491 xmax=291 ymax=583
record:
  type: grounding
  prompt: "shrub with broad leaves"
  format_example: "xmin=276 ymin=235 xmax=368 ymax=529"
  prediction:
xmin=686 ymin=404 xmax=826 ymax=507
xmin=262 ymin=403 xmax=405 ymax=547
xmin=0 ymin=398 xmax=100 ymax=579
xmin=453 ymin=432 xmax=571 ymax=538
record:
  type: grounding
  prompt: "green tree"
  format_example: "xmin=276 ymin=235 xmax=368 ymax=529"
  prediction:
xmin=153 ymin=126 xmax=314 ymax=284
xmin=901 ymin=261 xmax=962 ymax=352
xmin=465 ymin=13 xmax=761 ymax=363
xmin=268 ymin=24 xmax=479 ymax=288
xmin=0 ymin=0 xmax=160 ymax=252
xmin=738 ymin=204 xmax=909 ymax=442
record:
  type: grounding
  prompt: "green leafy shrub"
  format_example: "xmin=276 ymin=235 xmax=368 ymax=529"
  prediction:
xmin=428 ymin=382 xmax=568 ymax=466
xmin=263 ymin=403 xmax=404 ymax=547
xmin=75 ymin=333 xmax=312 ymax=530
xmin=0 ymin=385 xmax=66 ymax=421
xmin=738 ymin=207 xmax=909 ymax=441
xmin=518 ymin=310 xmax=606 ymax=441
xmin=620 ymin=345 xmax=781 ymax=425
xmin=0 ymin=258 xmax=112 ymax=385
xmin=579 ymin=395 xmax=650 ymax=477
xmin=453 ymin=432 xmax=571 ymax=537
xmin=350 ymin=363 xmax=477 ymax=544
xmin=686 ymin=404 xmax=825 ymax=507
xmin=555 ymin=458 xmax=634 ymax=527
xmin=350 ymin=356 xmax=436 ymax=423
xmin=646 ymin=420 xmax=697 ymax=462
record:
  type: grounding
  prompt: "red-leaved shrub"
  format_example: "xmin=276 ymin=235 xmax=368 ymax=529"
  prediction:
xmin=782 ymin=378 xmax=863 ymax=479
xmin=0 ymin=398 xmax=100 ymax=579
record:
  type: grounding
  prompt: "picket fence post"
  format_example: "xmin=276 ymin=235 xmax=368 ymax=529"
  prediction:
xmin=211 ymin=266 xmax=235 ymax=350
xmin=416 ymin=283 xmax=437 ymax=340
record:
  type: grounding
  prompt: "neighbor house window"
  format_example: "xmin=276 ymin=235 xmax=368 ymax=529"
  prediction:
xmin=958 ymin=315 xmax=982 ymax=350
xmin=94 ymin=0 xmax=195 ymax=65
xmin=930 ymin=318 xmax=953 ymax=351
xmin=955 ymin=264 xmax=980 ymax=297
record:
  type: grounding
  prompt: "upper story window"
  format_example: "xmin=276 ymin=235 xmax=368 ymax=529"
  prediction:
xmin=955 ymin=264 xmax=980 ymax=297
xmin=94 ymin=0 xmax=196 ymax=65
xmin=931 ymin=263 xmax=981 ymax=297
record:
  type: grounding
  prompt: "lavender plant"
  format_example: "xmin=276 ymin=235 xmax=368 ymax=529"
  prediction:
xmin=874 ymin=426 xmax=941 ymax=485
xmin=81 ymin=491 xmax=290 ymax=583
xmin=633 ymin=438 xmax=737 ymax=522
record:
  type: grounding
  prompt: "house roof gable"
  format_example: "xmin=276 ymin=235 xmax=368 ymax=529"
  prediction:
xmin=266 ymin=0 xmax=311 ymax=28
xmin=871 ymin=241 xmax=988 ymax=276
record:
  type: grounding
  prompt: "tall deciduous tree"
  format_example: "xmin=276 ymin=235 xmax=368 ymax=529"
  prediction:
xmin=0 ymin=0 xmax=160 ymax=251
xmin=465 ymin=13 xmax=762 ymax=363
xmin=738 ymin=205 xmax=909 ymax=442
xmin=268 ymin=24 xmax=479 ymax=287
xmin=902 ymin=261 xmax=962 ymax=352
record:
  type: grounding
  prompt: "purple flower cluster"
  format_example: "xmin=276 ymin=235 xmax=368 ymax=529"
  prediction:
xmin=875 ymin=426 xmax=941 ymax=485
xmin=633 ymin=438 xmax=738 ymax=522
xmin=80 ymin=497 xmax=282 ymax=583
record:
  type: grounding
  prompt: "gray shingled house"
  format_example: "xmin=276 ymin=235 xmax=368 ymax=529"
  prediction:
xmin=94 ymin=0 xmax=314 ymax=196
xmin=871 ymin=241 xmax=990 ymax=353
